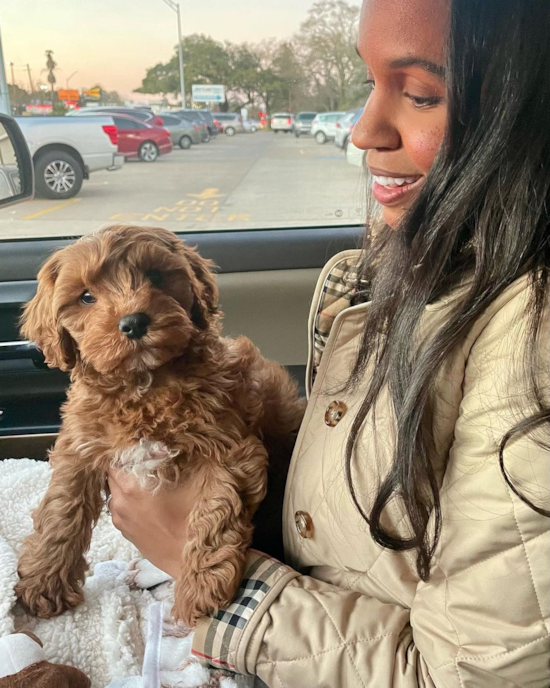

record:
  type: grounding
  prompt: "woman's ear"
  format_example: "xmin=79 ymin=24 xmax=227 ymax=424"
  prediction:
xmin=182 ymin=245 xmax=220 ymax=330
xmin=20 ymin=254 xmax=77 ymax=371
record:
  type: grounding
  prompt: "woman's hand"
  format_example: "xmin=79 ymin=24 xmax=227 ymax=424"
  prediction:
xmin=107 ymin=469 xmax=201 ymax=578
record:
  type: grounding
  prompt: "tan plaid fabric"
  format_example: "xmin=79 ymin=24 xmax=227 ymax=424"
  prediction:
xmin=312 ymin=254 xmax=367 ymax=379
xmin=192 ymin=551 xmax=298 ymax=672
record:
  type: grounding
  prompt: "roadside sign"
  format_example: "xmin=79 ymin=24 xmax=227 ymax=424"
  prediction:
xmin=192 ymin=85 xmax=225 ymax=103
xmin=84 ymin=87 xmax=102 ymax=100
xmin=58 ymin=89 xmax=80 ymax=102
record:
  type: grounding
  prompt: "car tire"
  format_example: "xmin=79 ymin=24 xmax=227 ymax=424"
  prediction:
xmin=202 ymin=132 xmax=211 ymax=143
xmin=226 ymin=127 xmax=236 ymax=137
xmin=138 ymin=141 xmax=159 ymax=162
xmin=315 ymin=131 xmax=327 ymax=145
xmin=295 ymin=131 xmax=301 ymax=138
xmin=344 ymin=137 xmax=350 ymax=154
xmin=179 ymin=135 xmax=192 ymax=150
xmin=34 ymin=150 xmax=84 ymax=200
xmin=274 ymin=130 xmax=278 ymax=134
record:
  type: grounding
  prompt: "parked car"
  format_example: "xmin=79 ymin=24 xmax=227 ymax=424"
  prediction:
xmin=346 ymin=140 xmax=367 ymax=168
xmin=311 ymin=111 xmax=346 ymax=144
xmin=163 ymin=111 xmax=211 ymax=142
xmin=293 ymin=112 xmax=318 ymax=137
xmin=243 ymin=119 xmax=260 ymax=133
xmin=157 ymin=113 xmax=201 ymax=149
xmin=270 ymin=113 xmax=295 ymax=133
xmin=68 ymin=107 xmax=165 ymax=127
xmin=109 ymin=114 xmax=172 ymax=162
xmin=213 ymin=113 xmax=245 ymax=136
xmin=334 ymin=108 xmax=363 ymax=152
xmin=16 ymin=115 xmax=124 ymax=199
xmin=179 ymin=109 xmax=218 ymax=137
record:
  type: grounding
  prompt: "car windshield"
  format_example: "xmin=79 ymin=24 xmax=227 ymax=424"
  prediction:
xmin=0 ymin=0 xmax=368 ymax=240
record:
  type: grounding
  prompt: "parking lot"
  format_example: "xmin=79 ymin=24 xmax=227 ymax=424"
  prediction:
xmin=0 ymin=133 xmax=367 ymax=240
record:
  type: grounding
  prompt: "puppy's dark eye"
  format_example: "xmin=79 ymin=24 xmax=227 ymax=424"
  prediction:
xmin=147 ymin=269 xmax=163 ymax=288
xmin=80 ymin=291 xmax=96 ymax=305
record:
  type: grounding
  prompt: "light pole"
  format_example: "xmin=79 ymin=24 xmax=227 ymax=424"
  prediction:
xmin=0 ymin=27 xmax=11 ymax=114
xmin=66 ymin=71 xmax=78 ymax=89
xmin=7 ymin=61 xmax=15 ymax=86
xmin=161 ymin=0 xmax=185 ymax=108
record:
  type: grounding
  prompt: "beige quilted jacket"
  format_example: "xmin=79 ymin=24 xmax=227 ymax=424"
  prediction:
xmin=194 ymin=250 xmax=550 ymax=687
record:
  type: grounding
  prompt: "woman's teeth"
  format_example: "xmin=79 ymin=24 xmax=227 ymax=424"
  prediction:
xmin=372 ymin=175 xmax=416 ymax=188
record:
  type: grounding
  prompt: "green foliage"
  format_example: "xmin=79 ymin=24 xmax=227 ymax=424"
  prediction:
xmin=134 ymin=0 xmax=367 ymax=113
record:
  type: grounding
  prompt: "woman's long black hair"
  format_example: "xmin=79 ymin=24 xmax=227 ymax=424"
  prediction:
xmin=347 ymin=0 xmax=550 ymax=580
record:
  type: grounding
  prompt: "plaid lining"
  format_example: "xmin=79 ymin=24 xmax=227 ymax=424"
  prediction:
xmin=192 ymin=551 xmax=293 ymax=671
xmin=312 ymin=255 xmax=368 ymax=380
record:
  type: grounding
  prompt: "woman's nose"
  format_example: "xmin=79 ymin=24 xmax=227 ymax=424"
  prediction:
xmin=351 ymin=95 xmax=401 ymax=152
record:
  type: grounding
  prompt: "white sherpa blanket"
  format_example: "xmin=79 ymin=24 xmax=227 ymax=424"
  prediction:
xmin=0 ymin=459 xmax=239 ymax=688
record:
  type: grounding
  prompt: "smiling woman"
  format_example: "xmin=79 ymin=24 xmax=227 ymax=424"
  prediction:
xmin=353 ymin=0 xmax=448 ymax=228
xmin=98 ymin=1 xmax=550 ymax=687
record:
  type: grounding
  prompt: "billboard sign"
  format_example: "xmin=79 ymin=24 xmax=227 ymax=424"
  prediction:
xmin=84 ymin=87 xmax=102 ymax=100
xmin=192 ymin=85 xmax=225 ymax=103
xmin=58 ymin=89 xmax=80 ymax=102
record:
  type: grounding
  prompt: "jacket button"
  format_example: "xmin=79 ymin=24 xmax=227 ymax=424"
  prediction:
xmin=325 ymin=400 xmax=347 ymax=427
xmin=295 ymin=511 xmax=314 ymax=539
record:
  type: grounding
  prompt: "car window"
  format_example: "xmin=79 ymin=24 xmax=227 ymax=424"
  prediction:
xmin=1 ymin=0 xmax=368 ymax=240
xmin=113 ymin=117 xmax=146 ymax=130
xmin=162 ymin=115 xmax=184 ymax=126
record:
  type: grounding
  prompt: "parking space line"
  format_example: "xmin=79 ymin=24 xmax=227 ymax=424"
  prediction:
xmin=23 ymin=198 xmax=80 ymax=220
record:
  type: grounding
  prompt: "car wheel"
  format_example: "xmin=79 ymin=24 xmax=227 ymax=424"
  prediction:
xmin=251 ymin=126 xmax=257 ymax=133
xmin=35 ymin=150 xmax=84 ymax=200
xmin=315 ymin=131 xmax=327 ymax=145
xmin=274 ymin=130 xmax=278 ymax=134
xmin=139 ymin=141 xmax=159 ymax=162
xmin=284 ymin=130 xmax=289 ymax=134
xmin=344 ymin=137 xmax=350 ymax=154
xmin=226 ymin=127 xmax=236 ymax=137
xmin=295 ymin=131 xmax=301 ymax=138
xmin=202 ymin=132 xmax=211 ymax=143
xmin=179 ymin=135 xmax=192 ymax=150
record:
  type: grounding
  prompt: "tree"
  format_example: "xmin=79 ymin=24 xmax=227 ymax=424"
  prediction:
xmin=135 ymin=34 xmax=232 ymax=103
xmin=134 ymin=0 xmax=367 ymax=112
xmin=296 ymin=0 xmax=366 ymax=110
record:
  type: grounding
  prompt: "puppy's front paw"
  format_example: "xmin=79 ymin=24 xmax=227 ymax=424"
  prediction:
xmin=173 ymin=561 xmax=242 ymax=627
xmin=15 ymin=572 xmax=84 ymax=619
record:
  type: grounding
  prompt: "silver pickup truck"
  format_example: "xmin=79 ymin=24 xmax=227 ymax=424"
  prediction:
xmin=16 ymin=116 xmax=124 ymax=200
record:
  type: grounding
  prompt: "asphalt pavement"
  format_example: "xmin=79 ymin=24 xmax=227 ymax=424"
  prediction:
xmin=0 ymin=132 xmax=367 ymax=241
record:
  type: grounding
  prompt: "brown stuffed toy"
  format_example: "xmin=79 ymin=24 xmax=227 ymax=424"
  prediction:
xmin=0 ymin=631 xmax=90 ymax=688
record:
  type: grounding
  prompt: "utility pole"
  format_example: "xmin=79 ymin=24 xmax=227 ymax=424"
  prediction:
xmin=161 ymin=0 xmax=185 ymax=108
xmin=0 ymin=27 xmax=11 ymax=114
xmin=66 ymin=71 xmax=78 ymax=89
xmin=26 ymin=64 xmax=35 ymax=94
xmin=45 ymin=50 xmax=56 ymax=105
xmin=7 ymin=61 xmax=15 ymax=86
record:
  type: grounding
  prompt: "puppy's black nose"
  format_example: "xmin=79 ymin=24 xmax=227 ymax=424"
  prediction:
xmin=118 ymin=313 xmax=151 ymax=340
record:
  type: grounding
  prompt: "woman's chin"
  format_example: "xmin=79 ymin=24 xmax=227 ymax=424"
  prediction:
xmin=382 ymin=206 xmax=405 ymax=229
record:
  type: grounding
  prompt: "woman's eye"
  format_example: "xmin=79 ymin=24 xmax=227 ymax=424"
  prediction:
xmin=146 ymin=269 xmax=163 ymax=288
xmin=364 ymin=78 xmax=375 ymax=89
xmin=80 ymin=291 xmax=96 ymax=305
xmin=404 ymin=92 xmax=443 ymax=109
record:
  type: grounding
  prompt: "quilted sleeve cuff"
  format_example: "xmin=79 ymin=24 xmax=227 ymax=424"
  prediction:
xmin=192 ymin=549 xmax=299 ymax=674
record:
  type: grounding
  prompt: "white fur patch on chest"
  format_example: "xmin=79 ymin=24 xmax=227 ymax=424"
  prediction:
xmin=112 ymin=439 xmax=179 ymax=490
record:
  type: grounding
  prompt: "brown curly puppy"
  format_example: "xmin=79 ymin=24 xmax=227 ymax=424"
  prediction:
xmin=15 ymin=225 xmax=304 ymax=626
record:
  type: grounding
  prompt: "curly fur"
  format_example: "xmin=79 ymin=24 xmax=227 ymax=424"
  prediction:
xmin=15 ymin=225 xmax=305 ymax=626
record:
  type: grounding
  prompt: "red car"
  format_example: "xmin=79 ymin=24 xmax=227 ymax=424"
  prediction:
xmin=111 ymin=114 xmax=172 ymax=162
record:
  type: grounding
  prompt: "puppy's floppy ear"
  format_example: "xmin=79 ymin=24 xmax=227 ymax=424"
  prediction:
xmin=182 ymin=245 xmax=220 ymax=329
xmin=20 ymin=253 xmax=77 ymax=371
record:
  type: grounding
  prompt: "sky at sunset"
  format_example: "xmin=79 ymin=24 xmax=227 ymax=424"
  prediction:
xmin=1 ymin=0 xmax=351 ymax=102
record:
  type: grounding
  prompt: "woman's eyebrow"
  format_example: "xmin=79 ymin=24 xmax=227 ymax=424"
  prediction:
xmin=388 ymin=57 xmax=446 ymax=79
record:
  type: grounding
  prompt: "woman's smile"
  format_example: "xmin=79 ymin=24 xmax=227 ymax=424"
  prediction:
xmin=369 ymin=166 xmax=424 ymax=205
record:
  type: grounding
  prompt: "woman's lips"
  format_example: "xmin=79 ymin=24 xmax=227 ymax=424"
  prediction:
xmin=370 ymin=173 xmax=424 ymax=206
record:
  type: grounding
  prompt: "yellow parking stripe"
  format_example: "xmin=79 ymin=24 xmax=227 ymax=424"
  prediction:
xmin=23 ymin=198 xmax=80 ymax=220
